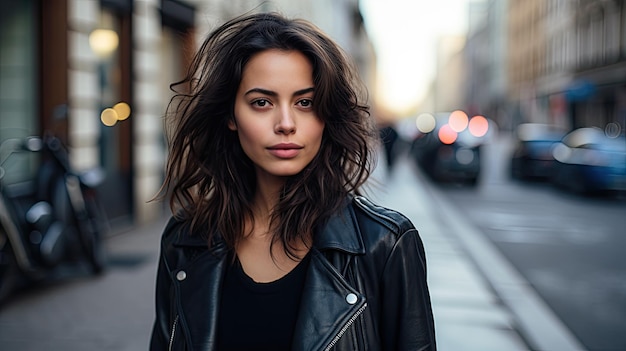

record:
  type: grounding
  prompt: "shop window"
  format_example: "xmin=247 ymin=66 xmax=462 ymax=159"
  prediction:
xmin=0 ymin=0 xmax=38 ymax=184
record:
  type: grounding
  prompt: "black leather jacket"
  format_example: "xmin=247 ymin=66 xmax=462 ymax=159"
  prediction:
xmin=150 ymin=196 xmax=436 ymax=350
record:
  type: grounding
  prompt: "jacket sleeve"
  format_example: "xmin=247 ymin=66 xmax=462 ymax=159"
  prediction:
xmin=149 ymin=218 xmax=179 ymax=351
xmin=380 ymin=228 xmax=436 ymax=351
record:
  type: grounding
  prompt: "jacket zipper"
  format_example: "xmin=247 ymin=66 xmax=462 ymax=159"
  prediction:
xmin=323 ymin=303 xmax=367 ymax=351
xmin=168 ymin=315 xmax=179 ymax=351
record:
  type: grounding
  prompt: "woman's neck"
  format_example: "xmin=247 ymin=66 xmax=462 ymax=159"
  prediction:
xmin=252 ymin=172 xmax=286 ymax=225
xmin=237 ymin=177 xmax=312 ymax=282
xmin=244 ymin=170 xmax=311 ymax=248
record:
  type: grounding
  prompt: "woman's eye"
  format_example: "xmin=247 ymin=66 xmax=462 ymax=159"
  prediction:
xmin=252 ymin=99 xmax=270 ymax=107
xmin=297 ymin=99 xmax=313 ymax=108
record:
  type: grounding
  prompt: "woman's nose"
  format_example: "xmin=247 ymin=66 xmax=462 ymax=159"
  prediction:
xmin=275 ymin=107 xmax=296 ymax=134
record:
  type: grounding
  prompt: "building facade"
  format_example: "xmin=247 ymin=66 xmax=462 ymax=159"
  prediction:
xmin=0 ymin=0 xmax=374 ymax=227
xmin=567 ymin=0 xmax=626 ymax=131
xmin=456 ymin=0 xmax=626 ymax=134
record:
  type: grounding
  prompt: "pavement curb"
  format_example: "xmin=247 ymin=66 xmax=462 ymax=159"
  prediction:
xmin=423 ymin=176 xmax=587 ymax=351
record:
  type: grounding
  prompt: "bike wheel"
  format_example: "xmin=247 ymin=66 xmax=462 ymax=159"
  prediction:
xmin=83 ymin=196 xmax=108 ymax=274
xmin=80 ymin=194 xmax=108 ymax=275
xmin=63 ymin=174 xmax=108 ymax=275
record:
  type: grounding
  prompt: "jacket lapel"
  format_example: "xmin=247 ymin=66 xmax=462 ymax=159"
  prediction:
xmin=292 ymin=200 xmax=367 ymax=351
xmin=292 ymin=250 xmax=367 ymax=351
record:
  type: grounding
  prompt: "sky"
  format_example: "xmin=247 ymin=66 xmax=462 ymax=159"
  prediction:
xmin=360 ymin=0 xmax=470 ymax=116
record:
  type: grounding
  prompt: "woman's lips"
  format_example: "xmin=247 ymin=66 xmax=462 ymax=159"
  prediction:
xmin=267 ymin=143 xmax=303 ymax=158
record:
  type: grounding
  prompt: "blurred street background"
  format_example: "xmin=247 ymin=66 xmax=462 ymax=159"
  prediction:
xmin=1 ymin=0 xmax=626 ymax=350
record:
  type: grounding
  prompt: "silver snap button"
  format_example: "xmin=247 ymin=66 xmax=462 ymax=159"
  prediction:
xmin=176 ymin=270 xmax=187 ymax=281
xmin=346 ymin=293 xmax=358 ymax=305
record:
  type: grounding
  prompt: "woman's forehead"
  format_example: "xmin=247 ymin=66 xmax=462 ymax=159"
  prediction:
xmin=238 ymin=50 xmax=314 ymax=94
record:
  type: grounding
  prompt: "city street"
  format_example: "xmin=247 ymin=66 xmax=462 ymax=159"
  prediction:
xmin=436 ymin=133 xmax=626 ymax=351
xmin=0 ymin=133 xmax=615 ymax=351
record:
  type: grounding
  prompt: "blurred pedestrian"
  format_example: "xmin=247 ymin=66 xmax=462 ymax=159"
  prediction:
xmin=150 ymin=12 xmax=435 ymax=351
xmin=379 ymin=123 xmax=399 ymax=170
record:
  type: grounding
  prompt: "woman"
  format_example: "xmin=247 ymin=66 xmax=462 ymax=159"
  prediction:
xmin=150 ymin=12 xmax=436 ymax=351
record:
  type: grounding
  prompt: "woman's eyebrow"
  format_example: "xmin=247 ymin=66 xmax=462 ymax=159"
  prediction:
xmin=244 ymin=87 xmax=314 ymax=97
xmin=244 ymin=87 xmax=276 ymax=96
xmin=293 ymin=87 xmax=314 ymax=96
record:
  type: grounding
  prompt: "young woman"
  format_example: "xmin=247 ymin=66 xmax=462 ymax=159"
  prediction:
xmin=150 ymin=12 xmax=436 ymax=351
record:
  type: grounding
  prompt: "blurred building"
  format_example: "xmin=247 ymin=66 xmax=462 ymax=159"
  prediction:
xmin=567 ymin=0 xmax=625 ymax=130
xmin=458 ymin=0 xmax=626 ymax=133
xmin=423 ymin=35 xmax=467 ymax=113
xmin=0 ymin=0 xmax=374 ymax=227
xmin=473 ymin=0 xmax=509 ymax=128
xmin=425 ymin=0 xmax=509 ymax=123
xmin=507 ymin=0 xmax=547 ymax=127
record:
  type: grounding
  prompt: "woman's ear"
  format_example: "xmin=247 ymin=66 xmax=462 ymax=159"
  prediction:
xmin=228 ymin=119 xmax=237 ymax=131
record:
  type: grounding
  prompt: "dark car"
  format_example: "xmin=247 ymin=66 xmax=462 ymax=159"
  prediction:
xmin=410 ymin=111 xmax=491 ymax=186
xmin=551 ymin=127 xmax=626 ymax=195
xmin=510 ymin=123 xmax=567 ymax=180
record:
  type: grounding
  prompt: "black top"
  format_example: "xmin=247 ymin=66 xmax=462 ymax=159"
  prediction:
xmin=216 ymin=252 xmax=311 ymax=351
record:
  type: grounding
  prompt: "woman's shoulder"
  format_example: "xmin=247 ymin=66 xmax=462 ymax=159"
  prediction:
xmin=341 ymin=196 xmax=425 ymax=262
xmin=350 ymin=195 xmax=417 ymax=237
xmin=160 ymin=216 xmax=209 ymax=250
xmin=158 ymin=215 xmax=218 ymax=270
xmin=160 ymin=216 xmax=185 ymax=246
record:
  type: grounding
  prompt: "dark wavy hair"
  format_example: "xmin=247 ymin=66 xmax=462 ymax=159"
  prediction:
xmin=160 ymin=12 xmax=378 ymax=256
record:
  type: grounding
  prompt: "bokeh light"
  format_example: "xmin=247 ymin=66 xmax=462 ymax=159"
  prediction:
xmin=113 ymin=102 xmax=131 ymax=121
xmin=89 ymin=29 xmax=119 ymax=58
xmin=101 ymin=102 xmax=132 ymax=126
xmin=438 ymin=124 xmax=458 ymax=144
xmin=469 ymin=115 xmax=489 ymax=137
xmin=605 ymin=122 xmax=621 ymax=138
xmin=101 ymin=108 xmax=118 ymax=127
xmin=416 ymin=113 xmax=436 ymax=133
xmin=448 ymin=110 xmax=469 ymax=132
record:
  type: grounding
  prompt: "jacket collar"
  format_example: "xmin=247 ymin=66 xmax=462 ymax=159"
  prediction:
xmin=313 ymin=197 xmax=365 ymax=255
xmin=172 ymin=196 xmax=366 ymax=255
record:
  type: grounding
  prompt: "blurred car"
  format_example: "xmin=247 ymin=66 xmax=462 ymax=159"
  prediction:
xmin=510 ymin=123 xmax=567 ymax=180
xmin=551 ymin=127 xmax=626 ymax=195
xmin=409 ymin=111 xmax=491 ymax=186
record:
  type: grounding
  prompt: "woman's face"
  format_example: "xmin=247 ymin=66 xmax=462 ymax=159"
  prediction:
xmin=231 ymin=49 xmax=325 ymax=183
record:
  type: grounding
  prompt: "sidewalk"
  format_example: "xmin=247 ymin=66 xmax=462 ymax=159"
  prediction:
xmin=367 ymin=150 xmax=585 ymax=351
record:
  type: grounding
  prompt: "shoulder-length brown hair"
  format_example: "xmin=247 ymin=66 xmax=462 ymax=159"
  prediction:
xmin=160 ymin=12 xmax=378 ymax=256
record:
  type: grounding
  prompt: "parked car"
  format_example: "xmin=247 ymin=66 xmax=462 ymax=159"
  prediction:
xmin=551 ymin=127 xmax=626 ymax=195
xmin=510 ymin=123 xmax=567 ymax=180
xmin=410 ymin=111 xmax=491 ymax=186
